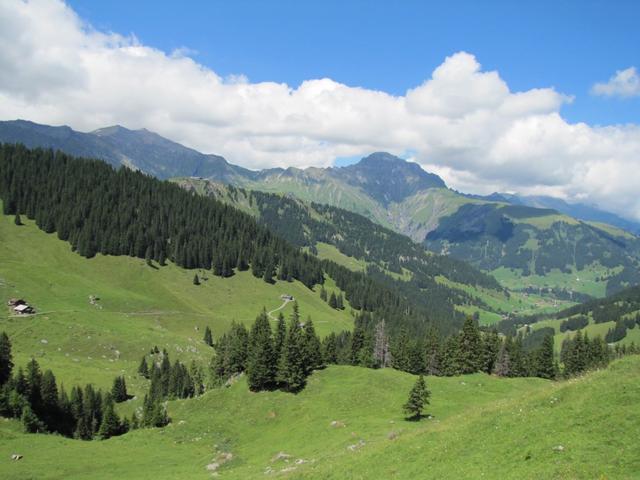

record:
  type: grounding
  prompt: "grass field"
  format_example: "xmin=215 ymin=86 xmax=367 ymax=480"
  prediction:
xmin=1 ymin=356 xmax=638 ymax=479
xmin=0 ymin=213 xmax=354 ymax=392
xmin=492 ymin=264 xmax=615 ymax=299
xmin=2 ymin=210 xmax=640 ymax=479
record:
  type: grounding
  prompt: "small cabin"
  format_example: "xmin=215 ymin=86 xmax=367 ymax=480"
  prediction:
xmin=7 ymin=298 xmax=25 ymax=307
xmin=280 ymin=294 xmax=294 ymax=301
xmin=14 ymin=304 xmax=34 ymax=314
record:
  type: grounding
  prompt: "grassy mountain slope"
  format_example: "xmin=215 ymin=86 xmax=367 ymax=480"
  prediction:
xmin=176 ymin=179 xmax=567 ymax=325
xmin=0 ymin=212 xmax=353 ymax=390
xmin=1 ymin=352 xmax=638 ymax=479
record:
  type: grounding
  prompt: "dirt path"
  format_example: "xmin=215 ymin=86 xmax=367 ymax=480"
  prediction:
xmin=267 ymin=298 xmax=292 ymax=321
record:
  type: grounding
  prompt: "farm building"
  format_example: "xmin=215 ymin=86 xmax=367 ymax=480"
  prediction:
xmin=280 ymin=294 xmax=294 ymax=301
xmin=7 ymin=298 xmax=25 ymax=307
xmin=13 ymin=304 xmax=35 ymax=314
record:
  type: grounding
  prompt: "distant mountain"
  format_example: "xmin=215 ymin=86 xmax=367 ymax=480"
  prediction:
xmin=0 ymin=119 xmax=252 ymax=181
xmin=498 ymin=194 xmax=640 ymax=235
xmin=3 ymin=119 xmax=640 ymax=297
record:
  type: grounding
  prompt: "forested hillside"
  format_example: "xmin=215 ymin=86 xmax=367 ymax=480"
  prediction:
xmin=0 ymin=144 xmax=464 ymax=336
xmin=176 ymin=178 xmax=555 ymax=325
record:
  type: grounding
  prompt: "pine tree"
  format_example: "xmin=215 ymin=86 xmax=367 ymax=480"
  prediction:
xmin=481 ymin=329 xmax=501 ymax=374
xmin=111 ymin=376 xmax=128 ymax=402
xmin=138 ymin=356 xmax=150 ymax=379
xmin=320 ymin=286 xmax=327 ymax=302
xmin=0 ymin=332 xmax=13 ymax=386
xmin=403 ymin=375 xmax=430 ymax=420
xmin=336 ymin=293 xmax=344 ymax=310
xmin=278 ymin=314 xmax=307 ymax=392
xmin=328 ymin=292 xmax=338 ymax=309
xmin=457 ymin=316 xmax=482 ymax=374
xmin=247 ymin=310 xmax=275 ymax=391
xmin=14 ymin=212 xmax=22 ymax=226
xmin=273 ymin=313 xmax=287 ymax=364
xmin=193 ymin=274 xmax=200 ymax=285
xmin=322 ymin=332 xmax=338 ymax=364
xmin=423 ymin=327 xmax=442 ymax=376
xmin=39 ymin=369 xmax=59 ymax=431
xmin=22 ymin=405 xmax=45 ymax=433
xmin=98 ymin=394 xmax=121 ymax=439
xmin=302 ymin=318 xmax=324 ymax=373
xmin=493 ymin=337 xmax=511 ymax=377
xmin=391 ymin=327 xmax=412 ymax=372
xmin=535 ymin=335 xmax=556 ymax=379
xmin=203 ymin=326 xmax=213 ymax=347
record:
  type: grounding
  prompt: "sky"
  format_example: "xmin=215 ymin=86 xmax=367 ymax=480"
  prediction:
xmin=1 ymin=0 xmax=640 ymax=219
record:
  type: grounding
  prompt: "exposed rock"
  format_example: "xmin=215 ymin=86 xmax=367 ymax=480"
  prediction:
xmin=387 ymin=431 xmax=398 ymax=440
xmin=11 ymin=454 xmax=23 ymax=461
xmin=347 ymin=440 xmax=366 ymax=452
xmin=553 ymin=445 xmax=565 ymax=452
xmin=271 ymin=452 xmax=292 ymax=462
xmin=329 ymin=420 xmax=345 ymax=428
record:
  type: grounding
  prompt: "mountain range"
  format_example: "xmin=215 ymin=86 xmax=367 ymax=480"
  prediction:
xmin=2 ymin=119 xmax=640 ymax=298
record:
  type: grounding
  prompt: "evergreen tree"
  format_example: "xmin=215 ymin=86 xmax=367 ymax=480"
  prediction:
xmin=278 ymin=314 xmax=307 ymax=392
xmin=403 ymin=375 xmax=430 ymax=420
xmin=336 ymin=293 xmax=344 ymax=310
xmin=493 ymin=338 xmax=511 ymax=377
xmin=322 ymin=332 xmax=338 ymax=364
xmin=138 ymin=356 xmax=150 ymax=379
xmin=193 ymin=274 xmax=200 ymax=286
xmin=328 ymin=292 xmax=338 ymax=309
xmin=0 ymin=332 xmax=13 ymax=386
xmin=111 ymin=376 xmax=128 ymax=402
xmin=534 ymin=335 xmax=556 ymax=379
xmin=14 ymin=212 xmax=22 ymax=226
xmin=203 ymin=326 xmax=214 ymax=347
xmin=423 ymin=327 xmax=442 ymax=376
xmin=25 ymin=358 xmax=43 ymax=412
xmin=22 ymin=405 xmax=45 ymax=433
xmin=320 ymin=286 xmax=327 ymax=302
xmin=39 ymin=369 xmax=59 ymax=431
xmin=273 ymin=313 xmax=287 ymax=363
xmin=98 ymin=394 xmax=121 ymax=439
xmin=481 ymin=329 xmax=501 ymax=374
xmin=457 ymin=316 xmax=483 ymax=374
xmin=391 ymin=328 xmax=412 ymax=372
xmin=302 ymin=318 xmax=324 ymax=373
xmin=247 ymin=310 xmax=275 ymax=391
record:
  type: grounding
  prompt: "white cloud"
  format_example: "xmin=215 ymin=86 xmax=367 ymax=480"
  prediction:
xmin=592 ymin=67 xmax=640 ymax=98
xmin=1 ymin=0 xmax=640 ymax=221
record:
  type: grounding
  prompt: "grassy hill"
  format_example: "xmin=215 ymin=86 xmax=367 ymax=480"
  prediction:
xmin=1 ymin=198 xmax=639 ymax=479
xmin=0 ymin=212 xmax=353 ymax=391
xmin=1 ymin=354 xmax=638 ymax=479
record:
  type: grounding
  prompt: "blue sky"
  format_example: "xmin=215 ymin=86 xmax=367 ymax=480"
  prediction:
xmin=68 ymin=0 xmax=639 ymax=125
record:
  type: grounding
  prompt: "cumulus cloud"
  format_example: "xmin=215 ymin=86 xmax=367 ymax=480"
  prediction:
xmin=592 ymin=67 xmax=640 ymax=98
xmin=1 ymin=0 xmax=640 ymax=221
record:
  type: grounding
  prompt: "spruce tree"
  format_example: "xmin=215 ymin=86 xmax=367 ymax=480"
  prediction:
xmin=273 ymin=313 xmax=287 ymax=364
xmin=493 ymin=338 xmax=511 ymax=377
xmin=0 ymin=332 xmax=13 ymax=386
xmin=535 ymin=335 xmax=556 ymax=379
xmin=22 ymin=405 xmax=45 ymax=433
xmin=320 ymin=286 xmax=327 ymax=302
xmin=111 ymin=376 xmax=128 ymax=402
xmin=328 ymin=292 xmax=338 ymax=309
xmin=98 ymin=394 xmax=121 ymax=439
xmin=403 ymin=375 xmax=430 ymax=420
xmin=336 ymin=293 xmax=344 ymax=310
xmin=278 ymin=315 xmax=307 ymax=392
xmin=302 ymin=318 xmax=324 ymax=373
xmin=193 ymin=274 xmax=200 ymax=285
xmin=322 ymin=332 xmax=338 ymax=364
xmin=14 ymin=212 xmax=22 ymax=226
xmin=457 ymin=316 xmax=482 ymax=374
xmin=247 ymin=310 xmax=275 ymax=391
xmin=138 ymin=356 xmax=150 ymax=379
xmin=203 ymin=326 xmax=214 ymax=347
